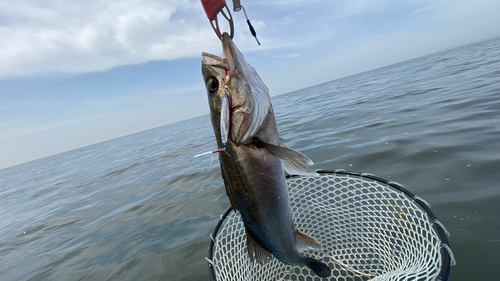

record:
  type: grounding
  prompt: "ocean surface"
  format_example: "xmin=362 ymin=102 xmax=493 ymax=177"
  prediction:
xmin=1 ymin=37 xmax=500 ymax=280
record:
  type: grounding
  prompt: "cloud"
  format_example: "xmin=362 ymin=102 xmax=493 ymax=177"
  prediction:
xmin=257 ymin=0 xmax=406 ymax=18
xmin=0 ymin=0 xmax=447 ymax=79
xmin=253 ymin=0 xmax=500 ymax=94
xmin=0 ymin=0 xmax=298 ymax=79
xmin=0 ymin=0 xmax=218 ymax=78
xmin=2 ymin=0 xmax=499 ymax=81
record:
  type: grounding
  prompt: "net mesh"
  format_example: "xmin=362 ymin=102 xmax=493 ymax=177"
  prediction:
xmin=208 ymin=171 xmax=452 ymax=281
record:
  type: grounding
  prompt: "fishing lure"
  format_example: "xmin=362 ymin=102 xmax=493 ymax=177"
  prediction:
xmin=194 ymin=87 xmax=231 ymax=158
xmin=220 ymin=93 xmax=230 ymax=147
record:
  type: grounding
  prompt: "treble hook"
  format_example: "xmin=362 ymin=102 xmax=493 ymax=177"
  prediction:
xmin=201 ymin=0 xmax=234 ymax=40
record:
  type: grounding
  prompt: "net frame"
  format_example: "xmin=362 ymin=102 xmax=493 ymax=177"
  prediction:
xmin=207 ymin=169 xmax=454 ymax=281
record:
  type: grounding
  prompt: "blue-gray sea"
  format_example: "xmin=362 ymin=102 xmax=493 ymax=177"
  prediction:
xmin=1 ymin=38 xmax=500 ymax=280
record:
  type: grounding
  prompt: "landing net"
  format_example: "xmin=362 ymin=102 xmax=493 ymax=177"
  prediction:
xmin=207 ymin=170 xmax=455 ymax=281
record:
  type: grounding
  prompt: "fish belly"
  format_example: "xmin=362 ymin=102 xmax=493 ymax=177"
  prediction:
xmin=220 ymin=144 xmax=299 ymax=263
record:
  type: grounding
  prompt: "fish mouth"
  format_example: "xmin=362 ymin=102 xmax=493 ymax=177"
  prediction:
xmin=202 ymin=32 xmax=241 ymax=77
xmin=221 ymin=33 xmax=238 ymax=76
xmin=202 ymin=52 xmax=229 ymax=73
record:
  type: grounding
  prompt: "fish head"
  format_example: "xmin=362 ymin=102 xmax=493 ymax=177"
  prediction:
xmin=202 ymin=32 xmax=271 ymax=146
xmin=201 ymin=51 xmax=227 ymax=149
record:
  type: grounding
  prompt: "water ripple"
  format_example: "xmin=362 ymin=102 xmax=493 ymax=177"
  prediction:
xmin=1 ymin=38 xmax=500 ymax=281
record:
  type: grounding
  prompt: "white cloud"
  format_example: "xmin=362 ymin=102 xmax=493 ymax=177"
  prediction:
xmin=256 ymin=0 xmax=500 ymax=94
xmin=2 ymin=0 xmax=499 ymax=81
xmin=0 ymin=0 xmax=292 ymax=79
xmin=257 ymin=0 xmax=404 ymax=18
xmin=0 ymin=0 xmax=219 ymax=78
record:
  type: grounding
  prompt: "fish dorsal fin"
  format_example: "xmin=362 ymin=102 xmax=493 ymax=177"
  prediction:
xmin=296 ymin=229 xmax=322 ymax=252
xmin=245 ymin=226 xmax=273 ymax=264
xmin=260 ymin=142 xmax=319 ymax=176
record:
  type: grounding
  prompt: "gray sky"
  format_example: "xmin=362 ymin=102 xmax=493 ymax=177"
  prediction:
xmin=1 ymin=0 xmax=500 ymax=169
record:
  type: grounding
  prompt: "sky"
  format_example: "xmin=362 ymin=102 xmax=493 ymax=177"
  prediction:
xmin=1 ymin=0 xmax=500 ymax=169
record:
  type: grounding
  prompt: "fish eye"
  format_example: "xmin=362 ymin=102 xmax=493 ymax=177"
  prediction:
xmin=207 ymin=78 xmax=219 ymax=93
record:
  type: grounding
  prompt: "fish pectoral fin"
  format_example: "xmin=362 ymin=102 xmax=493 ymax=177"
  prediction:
xmin=296 ymin=229 xmax=322 ymax=252
xmin=245 ymin=227 xmax=273 ymax=264
xmin=261 ymin=142 xmax=309 ymax=162
xmin=260 ymin=142 xmax=319 ymax=176
xmin=279 ymin=158 xmax=319 ymax=176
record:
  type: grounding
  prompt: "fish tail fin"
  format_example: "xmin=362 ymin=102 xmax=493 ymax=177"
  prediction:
xmin=296 ymin=229 xmax=331 ymax=277
xmin=303 ymin=256 xmax=331 ymax=278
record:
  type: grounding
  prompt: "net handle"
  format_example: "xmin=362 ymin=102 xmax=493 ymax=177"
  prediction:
xmin=207 ymin=169 xmax=453 ymax=281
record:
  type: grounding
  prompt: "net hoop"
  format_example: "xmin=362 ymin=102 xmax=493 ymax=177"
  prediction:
xmin=207 ymin=169 xmax=454 ymax=281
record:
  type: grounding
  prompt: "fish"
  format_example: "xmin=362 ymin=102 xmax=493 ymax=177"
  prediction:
xmin=201 ymin=32 xmax=331 ymax=278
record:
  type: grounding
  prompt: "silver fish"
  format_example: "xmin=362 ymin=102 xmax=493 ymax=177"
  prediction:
xmin=201 ymin=33 xmax=331 ymax=278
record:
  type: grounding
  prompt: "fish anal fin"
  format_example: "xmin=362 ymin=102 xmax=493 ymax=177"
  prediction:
xmin=296 ymin=229 xmax=322 ymax=252
xmin=245 ymin=227 xmax=272 ymax=264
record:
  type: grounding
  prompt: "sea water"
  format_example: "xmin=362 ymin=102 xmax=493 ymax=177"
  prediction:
xmin=1 ymin=37 xmax=500 ymax=280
